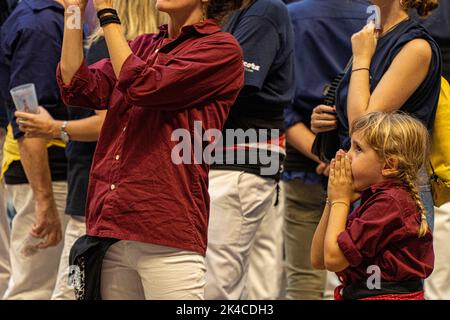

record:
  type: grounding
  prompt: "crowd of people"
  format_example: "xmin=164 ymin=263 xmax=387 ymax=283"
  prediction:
xmin=0 ymin=0 xmax=449 ymax=300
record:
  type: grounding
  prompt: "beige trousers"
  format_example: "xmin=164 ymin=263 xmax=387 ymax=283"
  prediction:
xmin=51 ymin=215 xmax=86 ymax=300
xmin=101 ymin=240 xmax=205 ymax=300
xmin=0 ymin=129 xmax=10 ymax=297
xmin=246 ymin=182 xmax=284 ymax=300
xmin=205 ymin=170 xmax=277 ymax=300
xmin=3 ymin=182 xmax=68 ymax=300
xmin=425 ymin=203 xmax=450 ymax=300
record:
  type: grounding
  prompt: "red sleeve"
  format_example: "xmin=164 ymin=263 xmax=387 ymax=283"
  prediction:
xmin=57 ymin=58 xmax=117 ymax=110
xmin=115 ymin=35 xmax=244 ymax=110
xmin=337 ymin=195 xmax=406 ymax=267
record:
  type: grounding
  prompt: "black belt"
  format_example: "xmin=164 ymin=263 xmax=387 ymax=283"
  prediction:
xmin=342 ymin=279 xmax=424 ymax=300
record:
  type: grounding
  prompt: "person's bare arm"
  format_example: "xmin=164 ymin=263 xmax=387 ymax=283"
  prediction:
xmin=94 ymin=0 xmax=132 ymax=78
xmin=311 ymin=202 xmax=331 ymax=269
xmin=324 ymin=203 xmax=350 ymax=272
xmin=286 ymin=122 xmax=323 ymax=163
xmin=18 ymin=137 xmax=61 ymax=248
xmin=16 ymin=107 xmax=106 ymax=142
xmin=60 ymin=0 xmax=88 ymax=85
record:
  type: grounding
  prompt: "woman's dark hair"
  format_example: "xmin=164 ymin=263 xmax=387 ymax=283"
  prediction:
xmin=206 ymin=0 xmax=245 ymax=25
xmin=402 ymin=0 xmax=439 ymax=17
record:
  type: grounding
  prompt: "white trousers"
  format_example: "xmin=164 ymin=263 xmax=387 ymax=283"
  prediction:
xmin=205 ymin=170 xmax=277 ymax=300
xmin=0 ymin=130 xmax=10 ymax=297
xmin=3 ymin=182 xmax=68 ymax=300
xmin=246 ymin=182 xmax=284 ymax=300
xmin=51 ymin=215 xmax=86 ymax=300
xmin=101 ymin=240 xmax=205 ymax=300
xmin=425 ymin=203 xmax=450 ymax=299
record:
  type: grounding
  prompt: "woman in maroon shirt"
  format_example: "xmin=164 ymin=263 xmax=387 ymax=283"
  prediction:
xmin=58 ymin=0 xmax=244 ymax=299
xmin=311 ymin=112 xmax=434 ymax=300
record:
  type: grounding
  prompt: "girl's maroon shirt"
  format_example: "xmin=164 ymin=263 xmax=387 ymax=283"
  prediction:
xmin=336 ymin=180 xmax=434 ymax=285
xmin=57 ymin=20 xmax=244 ymax=255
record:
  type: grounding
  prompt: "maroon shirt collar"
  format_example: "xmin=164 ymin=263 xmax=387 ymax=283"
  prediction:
xmin=360 ymin=179 xmax=403 ymax=203
xmin=156 ymin=19 xmax=221 ymax=39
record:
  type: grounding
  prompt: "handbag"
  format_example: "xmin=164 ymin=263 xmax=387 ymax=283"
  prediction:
xmin=428 ymin=77 xmax=450 ymax=207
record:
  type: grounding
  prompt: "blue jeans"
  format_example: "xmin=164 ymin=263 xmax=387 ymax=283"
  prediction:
xmin=419 ymin=186 xmax=435 ymax=232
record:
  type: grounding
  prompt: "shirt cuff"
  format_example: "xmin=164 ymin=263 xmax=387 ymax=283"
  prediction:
xmin=284 ymin=108 xmax=304 ymax=129
xmin=337 ymin=230 xmax=363 ymax=267
xmin=116 ymin=54 xmax=147 ymax=95
xmin=56 ymin=61 xmax=90 ymax=100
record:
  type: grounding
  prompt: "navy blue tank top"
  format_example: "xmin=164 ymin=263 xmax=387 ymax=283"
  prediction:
xmin=336 ymin=18 xmax=442 ymax=148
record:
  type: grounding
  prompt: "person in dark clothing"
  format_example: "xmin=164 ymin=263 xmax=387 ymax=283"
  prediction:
xmin=0 ymin=0 xmax=18 ymax=299
xmin=205 ymin=0 xmax=295 ymax=300
xmin=283 ymin=0 xmax=368 ymax=300
xmin=422 ymin=0 xmax=450 ymax=80
xmin=310 ymin=0 xmax=441 ymax=298
xmin=0 ymin=0 xmax=69 ymax=300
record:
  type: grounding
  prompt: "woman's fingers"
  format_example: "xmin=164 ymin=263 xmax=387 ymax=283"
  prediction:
xmin=312 ymin=112 xmax=337 ymax=121
xmin=313 ymin=104 xmax=336 ymax=114
xmin=312 ymin=119 xmax=337 ymax=128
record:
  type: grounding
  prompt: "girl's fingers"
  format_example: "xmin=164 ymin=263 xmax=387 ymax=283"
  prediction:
xmin=335 ymin=152 xmax=342 ymax=179
xmin=345 ymin=154 xmax=352 ymax=179
xmin=329 ymin=159 xmax=336 ymax=180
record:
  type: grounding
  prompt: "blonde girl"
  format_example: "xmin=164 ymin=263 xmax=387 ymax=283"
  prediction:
xmin=311 ymin=112 xmax=434 ymax=300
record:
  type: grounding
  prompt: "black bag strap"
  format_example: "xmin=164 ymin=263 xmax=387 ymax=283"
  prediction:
xmin=323 ymin=57 xmax=353 ymax=106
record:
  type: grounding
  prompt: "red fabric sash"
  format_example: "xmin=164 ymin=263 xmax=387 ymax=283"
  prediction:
xmin=334 ymin=285 xmax=425 ymax=300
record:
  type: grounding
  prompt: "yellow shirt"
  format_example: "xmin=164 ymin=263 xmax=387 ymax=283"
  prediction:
xmin=1 ymin=124 xmax=66 ymax=179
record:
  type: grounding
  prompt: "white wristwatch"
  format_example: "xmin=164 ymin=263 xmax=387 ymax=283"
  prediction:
xmin=60 ymin=121 xmax=70 ymax=143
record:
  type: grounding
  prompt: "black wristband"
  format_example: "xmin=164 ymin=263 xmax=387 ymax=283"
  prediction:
xmin=97 ymin=8 xmax=118 ymax=19
xmin=100 ymin=15 xmax=121 ymax=27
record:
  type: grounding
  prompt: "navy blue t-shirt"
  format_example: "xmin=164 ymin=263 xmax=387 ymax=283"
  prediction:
xmin=65 ymin=37 xmax=107 ymax=217
xmin=223 ymin=0 xmax=294 ymax=130
xmin=336 ymin=18 xmax=442 ymax=149
xmin=0 ymin=0 xmax=68 ymax=139
xmin=0 ymin=0 xmax=68 ymax=184
xmin=284 ymin=0 xmax=369 ymax=173
xmin=211 ymin=0 xmax=295 ymax=178
xmin=0 ymin=0 xmax=18 ymax=129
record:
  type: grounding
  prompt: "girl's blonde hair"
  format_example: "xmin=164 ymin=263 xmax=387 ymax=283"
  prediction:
xmin=87 ymin=0 xmax=169 ymax=46
xmin=350 ymin=112 xmax=430 ymax=237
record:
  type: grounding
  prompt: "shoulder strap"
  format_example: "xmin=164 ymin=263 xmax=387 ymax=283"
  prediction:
xmin=322 ymin=57 xmax=353 ymax=106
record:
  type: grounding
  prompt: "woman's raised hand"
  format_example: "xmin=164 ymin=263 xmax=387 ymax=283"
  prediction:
xmin=62 ymin=0 xmax=88 ymax=10
xmin=311 ymin=104 xmax=338 ymax=134
xmin=93 ymin=0 xmax=114 ymax=11
xmin=351 ymin=21 xmax=378 ymax=65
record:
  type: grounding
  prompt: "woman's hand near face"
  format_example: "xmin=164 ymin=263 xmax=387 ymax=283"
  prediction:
xmin=311 ymin=104 xmax=338 ymax=134
xmin=351 ymin=21 xmax=378 ymax=67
